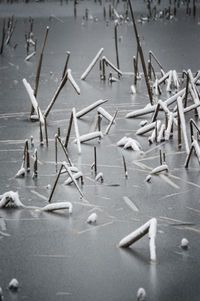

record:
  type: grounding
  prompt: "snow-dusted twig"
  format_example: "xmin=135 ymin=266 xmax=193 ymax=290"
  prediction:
xmin=76 ymin=99 xmax=108 ymax=118
xmin=81 ymin=48 xmax=104 ymax=80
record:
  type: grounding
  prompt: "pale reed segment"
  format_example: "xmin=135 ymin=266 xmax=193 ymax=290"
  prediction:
xmin=97 ymin=107 xmax=115 ymax=123
xmin=67 ymin=69 xmax=80 ymax=95
xmin=74 ymin=131 xmax=103 ymax=143
xmin=119 ymin=219 xmax=151 ymax=248
xmin=22 ymin=78 xmax=44 ymax=124
xmin=76 ymin=99 xmax=108 ymax=118
xmin=177 ymin=97 xmax=190 ymax=154
xmin=81 ymin=48 xmax=104 ymax=80
xmin=64 ymin=171 xmax=83 ymax=185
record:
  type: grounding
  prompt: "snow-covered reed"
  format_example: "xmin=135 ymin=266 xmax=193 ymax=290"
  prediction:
xmin=74 ymin=131 xmax=103 ymax=143
xmin=42 ymin=202 xmax=72 ymax=214
xmin=150 ymin=164 xmax=168 ymax=175
xmin=64 ymin=171 xmax=83 ymax=185
xmin=67 ymin=69 xmax=80 ymax=95
xmin=76 ymin=99 xmax=108 ymax=118
xmin=81 ymin=48 xmax=104 ymax=80
xmin=119 ymin=218 xmax=157 ymax=261
xmin=97 ymin=107 xmax=114 ymax=123
xmin=22 ymin=78 xmax=44 ymax=124
xmin=177 ymin=97 xmax=189 ymax=154
xmin=87 ymin=213 xmax=97 ymax=224
xmin=0 ymin=191 xmax=24 ymax=208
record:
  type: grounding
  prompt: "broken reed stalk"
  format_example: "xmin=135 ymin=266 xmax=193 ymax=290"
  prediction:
xmin=152 ymin=103 xmax=160 ymax=122
xmin=67 ymin=69 xmax=80 ymax=95
xmin=55 ymin=134 xmax=58 ymax=167
xmin=33 ymin=149 xmax=38 ymax=178
xmin=24 ymin=140 xmax=30 ymax=171
xmin=31 ymin=26 xmax=49 ymax=116
xmin=161 ymin=150 xmax=165 ymax=163
xmin=56 ymin=134 xmax=72 ymax=166
xmin=102 ymin=56 xmax=122 ymax=78
xmin=114 ymin=21 xmax=120 ymax=78
xmin=102 ymin=58 xmax=106 ymax=80
xmin=177 ymin=107 xmax=181 ymax=148
xmin=97 ymin=113 xmax=102 ymax=132
xmin=128 ymin=0 xmax=153 ymax=105
xmin=48 ymin=164 xmax=63 ymax=203
xmin=133 ymin=56 xmax=138 ymax=86
xmin=57 ymin=127 xmax=60 ymax=137
xmin=149 ymin=51 xmax=164 ymax=71
xmin=76 ymin=99 xmax=108 ymax=118
xmin=105 ymin=110 xmax=118 ymax=135
xmin=177 ymin=96 xmax=190 ymax=154
xmin=81 ymin=48 xmax=104 ymax=80
xmin=64 ymin=112 xmax=73 ymax=148
xmin=189 ymin=118 xmax=200 ymax=142
xmin=94 ymin=146 xmax=97 ymax=175
xmin=36 ymin=106 xmax=43 ymax=145
xmin=0 ymin=19 xmax=6 ymax=55
xmin=184 ymin=72 xmax=189 ymax=108
xmin=159 ymin=149 xmax=162 ymax=165
xmin=148 ymin=59 xmax=151 ymax=80
xmin=72 ymin=107 xmax=81 ymax=154
xmin=44 ymin=116 xmax=48 ymax=146
xmin=44 ymin=71 xmax=68 ymax=118
xmin=184 ymin=145 xmax=194 ymax=168
xmin=39 ymin=120 xmax=43 ymax=145
xmin=122 ymin=154 xmax=128 ymax=178
xmin=62 ymin=51 xmax=70 ymax=80
xmin=155 ymin=120 xmax=158 ymax=143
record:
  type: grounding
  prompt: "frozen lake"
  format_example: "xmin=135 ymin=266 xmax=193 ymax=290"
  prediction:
xmin=0 ymin=1 xmax=200 ymax=300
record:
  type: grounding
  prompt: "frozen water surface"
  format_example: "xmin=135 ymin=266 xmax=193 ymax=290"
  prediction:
xmin=0 ymin=1 xmax=200 ymax=300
